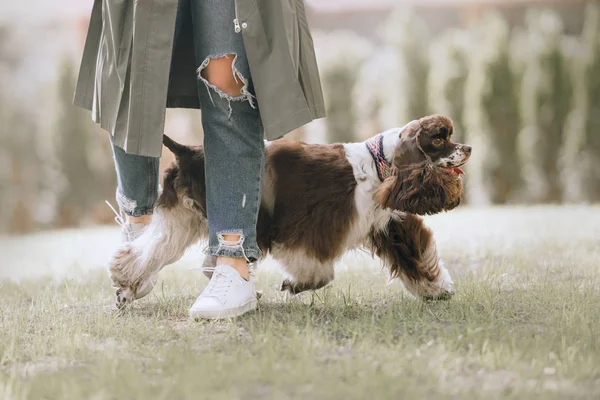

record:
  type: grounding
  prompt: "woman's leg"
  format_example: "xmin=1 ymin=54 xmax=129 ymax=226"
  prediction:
xmin=108 ymin=0 xmax=185 ymax=302
xmin=111 ymin=140 xmax=160 ymax=230
xmin=110 ymin=0 xmax=186 ymax=229
xmin=188 ymin=0 xmax=265 ymax=318
xmin=108 ymin=139 xmax=160 ymax=301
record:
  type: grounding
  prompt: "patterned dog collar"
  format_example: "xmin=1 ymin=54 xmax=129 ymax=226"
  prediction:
xmin=365 ymin=134 xmax=393 ymax=182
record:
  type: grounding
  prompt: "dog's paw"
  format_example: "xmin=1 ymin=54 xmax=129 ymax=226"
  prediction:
xmin=279 ymin=279 xmax=330 ymax=295
xmin=279 ymin=279 xmax=306 ymax=295
xmin=431 ymin=265 xmax=454 ymax=299
xmin=423 ymin=289 xmax=454 ymax=301
xmin=279 ymin=279 xmax=294 ymax=293
xmin=420 ymin=263 xmax=454 ymax=301
xmin=115 ymin=287 xmax=136 ymax=309
xmin=401 ymin=263 xmax=455 ymax=301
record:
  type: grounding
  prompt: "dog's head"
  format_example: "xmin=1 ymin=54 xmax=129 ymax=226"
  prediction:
xmin=377 ymin=115 xmax=472 ymax=215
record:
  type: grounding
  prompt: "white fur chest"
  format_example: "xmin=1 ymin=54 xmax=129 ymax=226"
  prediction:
xmin=343 ymin=142 xmax=399 ymax=249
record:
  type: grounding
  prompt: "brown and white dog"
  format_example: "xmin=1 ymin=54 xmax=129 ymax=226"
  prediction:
xmin=110 ymin=115 xmax=471 ymax=306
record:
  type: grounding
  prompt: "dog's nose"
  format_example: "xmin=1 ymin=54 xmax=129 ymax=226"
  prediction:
xmin=462 ymin=145 xmax=472 ymax=154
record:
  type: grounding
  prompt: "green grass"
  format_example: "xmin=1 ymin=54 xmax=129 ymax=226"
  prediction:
xmin=1 ymin=207 xmax=600 ymax=399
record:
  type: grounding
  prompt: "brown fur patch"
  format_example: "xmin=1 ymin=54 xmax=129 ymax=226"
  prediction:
xmin=266 ymin=140 xmax=358 ymax=262
xmin=158 ymin=136 xmax=207 ymax=214
xmin=256 ymin=205 xmax=273 ymax=256
xmin=160 ymin=136 xmax=358 ymax=263
xmin=369 ymin=214 xmax=437 ymax=282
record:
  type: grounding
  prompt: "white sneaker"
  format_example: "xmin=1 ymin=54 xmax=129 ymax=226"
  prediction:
xmin=107 ymin=201 xmax=158 ymax=300
xmin=189 ymin=265 xmax=258 ymax=320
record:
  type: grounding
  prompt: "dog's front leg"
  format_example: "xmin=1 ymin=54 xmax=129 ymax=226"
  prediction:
xmin=370 ymin=214 xmax=453 ymax=300
xmin=110 ymin=205 xmax=207 ymax=307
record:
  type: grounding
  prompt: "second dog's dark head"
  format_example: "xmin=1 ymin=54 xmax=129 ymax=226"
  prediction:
xmin=377 ymin=115 xmax=472 ymax=215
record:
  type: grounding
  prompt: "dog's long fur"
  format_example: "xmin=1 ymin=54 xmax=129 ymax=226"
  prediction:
xmin=109 ymin=115 xmax=471 ymax=305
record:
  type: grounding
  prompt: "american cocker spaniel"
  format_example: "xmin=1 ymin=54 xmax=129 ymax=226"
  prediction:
xmin=109 ymin=115 xmax=472 ymax=307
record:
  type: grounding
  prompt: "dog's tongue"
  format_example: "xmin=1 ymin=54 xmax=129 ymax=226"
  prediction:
xmin=446 ymin=167 xmax=464 ymax=176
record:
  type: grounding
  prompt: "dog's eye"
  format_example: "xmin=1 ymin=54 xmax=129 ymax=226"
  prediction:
xmin=432 ymin=138 xmax=444 ymax=147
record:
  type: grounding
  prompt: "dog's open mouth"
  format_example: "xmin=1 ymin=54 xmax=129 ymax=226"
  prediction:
xmin=445 ymin=167 xmax=465 ymax=177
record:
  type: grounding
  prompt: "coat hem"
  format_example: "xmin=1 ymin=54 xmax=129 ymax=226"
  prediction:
xmin=166 ymin=96 xmax=202 ymax=109
xmin=73 ymin=97 xmax=93 ymax=112
xmin=263 ymin=105 xmax=326 ymax=141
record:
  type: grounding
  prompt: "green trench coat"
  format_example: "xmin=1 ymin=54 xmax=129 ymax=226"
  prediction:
xmin=74 ymin=0 xmax=326 ymax=157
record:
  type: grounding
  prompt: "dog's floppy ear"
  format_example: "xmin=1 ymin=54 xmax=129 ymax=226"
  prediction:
xmin=393 ymin=120 xmax=425 ymax=168
xmin=376 ymin=163 xmax=463 ymax=215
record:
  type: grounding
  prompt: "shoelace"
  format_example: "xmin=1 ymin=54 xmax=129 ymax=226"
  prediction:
xmin=201 ymin=269 xmax=244 ymax=302
xmin=105 ymin=200 xmax=134 ymax=240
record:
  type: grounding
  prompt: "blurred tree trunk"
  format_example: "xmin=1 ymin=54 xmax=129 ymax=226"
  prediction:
xmin=0 ymin=26 xmax=21 ymax=232
xmin=323 ymin=66 xmax=359 ymax=143
xmin=428 ymin=30 xmax=470 ymax=201
xmin=463 ymin=12 xmax=522 ymax=205
xmin=381 ymin=8 xmax=430 ymax=125
xmin=0 ymin=99 xmax=13 ymax=233
xmin=6 ymin=109 xmax=41 ymax=233
xmin=85 ymin=126 xmax=118 ymax=224
xmin=518 ymin=10 xmax=572 ymax=203
xmin=354 ymin=49 xmax=393 ymax=140
xmin=313 ymin=31 xmax=370 ymax=144
xmin=428 ymin=29 xmax=470 ymax=143
xmin=54 ymin=57 xmax=101 ymax=227
xmin=562 ymin=4 xmax=600 ymax=202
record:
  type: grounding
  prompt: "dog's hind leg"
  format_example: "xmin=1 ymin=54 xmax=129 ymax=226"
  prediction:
xmin=279 ymin=277 xmax=331 ymax=295
xmin=110 ymin=203 xmax=208 ymax=306
xmin=370 ymin=214 xmax=453 ymax=300
xmin=274 ymin=248 xmax=335 ymax=295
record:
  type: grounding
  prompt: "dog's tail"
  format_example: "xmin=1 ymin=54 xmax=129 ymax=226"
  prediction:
xmin=163 ymin=135 xmax=190 ymax=157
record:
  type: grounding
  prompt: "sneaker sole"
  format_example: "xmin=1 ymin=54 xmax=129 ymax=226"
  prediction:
xmin=189 ymin=298 xmax=258 ymax=320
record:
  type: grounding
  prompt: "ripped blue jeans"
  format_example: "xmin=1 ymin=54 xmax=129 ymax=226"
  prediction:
xmin=111 ymin=0 xmax=264 ymax=261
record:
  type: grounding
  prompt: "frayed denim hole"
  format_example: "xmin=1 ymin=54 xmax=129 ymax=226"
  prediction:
xmin=196 ymin=53 xmax=256 ymax=118
xmin=116 ymin=189 xmax=138 ymax=215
